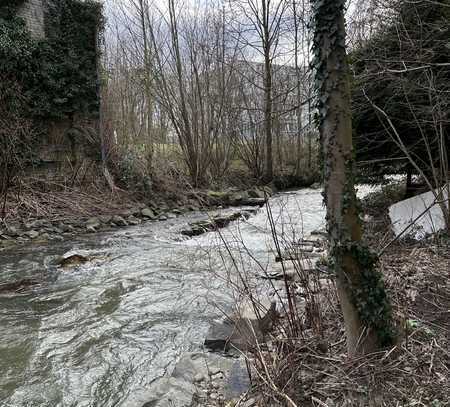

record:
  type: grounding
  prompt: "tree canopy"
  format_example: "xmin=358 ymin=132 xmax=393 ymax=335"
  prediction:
xmin=351 ymin=0 xmax=450 ymax=181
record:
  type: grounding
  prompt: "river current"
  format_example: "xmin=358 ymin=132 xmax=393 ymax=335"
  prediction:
xmin=0 ymin=187 xmax=376 ymax=406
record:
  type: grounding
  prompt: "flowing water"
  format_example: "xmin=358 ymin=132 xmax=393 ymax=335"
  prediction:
xmin=0 ymin=187 xmax=376 ymax=407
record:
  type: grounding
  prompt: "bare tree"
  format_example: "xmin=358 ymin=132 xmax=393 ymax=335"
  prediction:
xmin=228 ymin=0 xmax=289 ymax=182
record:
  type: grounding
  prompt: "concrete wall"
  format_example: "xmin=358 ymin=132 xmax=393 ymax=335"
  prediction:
xmin=17 ymin=0 xmax=45 ymax=39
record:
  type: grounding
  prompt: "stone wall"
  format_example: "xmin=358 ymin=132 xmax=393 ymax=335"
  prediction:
xmin=17 ymin=0 xmax=45 ymax=39
xmin=13 ymin=0 xmax=101 ymax=182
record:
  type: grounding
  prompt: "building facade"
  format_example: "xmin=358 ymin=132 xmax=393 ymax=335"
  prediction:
xmin=17 ymin=0 xmax=45 ymax=38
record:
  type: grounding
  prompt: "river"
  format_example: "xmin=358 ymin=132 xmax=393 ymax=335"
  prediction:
xmin=0 ymin=187 xmax=376 ymax=407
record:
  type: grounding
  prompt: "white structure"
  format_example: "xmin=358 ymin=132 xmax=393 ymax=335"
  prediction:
xmin=389 ymin=186 xmax=449 ymax=239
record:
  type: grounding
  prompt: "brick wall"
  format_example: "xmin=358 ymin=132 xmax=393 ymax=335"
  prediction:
xmin=17 ymin=0 xmax=45 ymax=39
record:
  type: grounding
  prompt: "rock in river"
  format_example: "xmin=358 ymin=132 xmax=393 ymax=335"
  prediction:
xmin=57 ymin=251 xmax=90 ymax=267
xmin=0 ymin=278 xmax=40 ymax=294
xmin=181 ymin=211 xmax=250 ymax=237
xmin=204 ymin=302 xmax=277 ymax=352
xmin=141 ymin=377 xmax=195 ymax=407
xmin=25 ymin=230 xmax=40 ymax=239
xmin=85 ymin=217 xmax=101 ymax=229
xmin=141 ymin=207 xmax=156 ymax=219
xmin=111 ymin=215 xmax=128 ymax=226
xmin=241 ymin=197 xmax=266 ymax=207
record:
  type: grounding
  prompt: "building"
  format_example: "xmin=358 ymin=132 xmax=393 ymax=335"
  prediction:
xmin=233 ymin=61 xmax=312 ymax=140
xmin=6 ymin=0 xmax=102 ymax=181
xmin=17 ymin=0 xmax=45 ymax=38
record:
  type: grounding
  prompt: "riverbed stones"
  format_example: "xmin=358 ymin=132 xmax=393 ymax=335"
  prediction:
xmin=229 ymin=191 xmax=249 ymax=205
xmin=272 ymin=259 xmax=317 ymax=274
xmin=0 ymin=278 xmax=40 ymax=294
xmin=127 ymin=215 xmax=141 ymax=225
xmin=311 ymin=228 xmax=327 ymax=237
xmin=57 ymin=251 xmax=90 ymax=267
xmin=24 ymin=219 xmax=43 ymax=230
xmin=122 ymin=208 xmax=141 ymax=218
xmin=275 ymin=250 xmax=323 ymax=262
xmin=194 ymin=373 xmax=205 ymax=383
xmin=141 ymin=377 xmax=196 ymax=407
xmin=6 ymin=226 xmax=20 ymax=237
xmin=0 ymin=186 xmax=273 ymax=251
xmin=204 ymin=320 xmax=236 ymax=351
xmin=207 ymin=190 xmax=230 ymax=205
xmin=59 ymin=223 xmax=75 ymax=233
xmin=38 ymin=232 xmax=50 ymax=241
xmin=241 ymin=197 xmax=266 ymax=207
xmin=86 ymin=217 xmax=101 ymax=229
xmin=97 ymin=215 xmax=111 ymax=224
xmin=247 ymin=188 xmax=265 ymax=199
xmin=141 ymin=207 xmax=156 ymax=219
xmin=25 ymin=230 xmax=40 ymax=239
xmin=181 ymin=210 xmax=255 ymax=238
xmin=204 ymin=302 xmax=277 ymax=352
xmin=274 ymin=236 xmax=326 ymax=262
xmin=86 ymin=225 xmax=97 ymax=233
xmin=262 ymin=268 xmax=297 ymax=281
xmin=111 ymin=215 xmax=128 ymax=226
xmin=170 ymin=351 xmax=250 ymax=406
xmin=209 ymin=367 xmax=222 ymax=376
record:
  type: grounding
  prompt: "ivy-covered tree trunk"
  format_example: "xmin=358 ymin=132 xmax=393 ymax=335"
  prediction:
xmin=311 ymin=0 xmax=394 ymax=355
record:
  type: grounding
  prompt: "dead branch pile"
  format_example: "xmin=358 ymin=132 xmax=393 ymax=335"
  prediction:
xmin=0 ymin=179 xmax=138 ymax=222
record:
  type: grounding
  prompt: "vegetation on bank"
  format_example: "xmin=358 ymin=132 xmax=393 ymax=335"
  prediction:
xmin=229 ymin=183 xmax=449 ymax=407
xmin=0 ymin=0 xmax=103 ymax=218
xmin=217 ymin=0 xmax=449 ymax=405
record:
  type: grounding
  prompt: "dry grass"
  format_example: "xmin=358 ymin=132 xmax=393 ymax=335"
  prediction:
xmin=238 ymin=186 xmax=450 ymax=407
xmin=0 ymin=178 xmax=140 ymax=222
xmin=243 ymin=238 xmax=449 ymax=407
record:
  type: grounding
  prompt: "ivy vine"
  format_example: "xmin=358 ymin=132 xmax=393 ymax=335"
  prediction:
xmin=0 ymin=0 xmax=103 ymax=123
xmin=311 ymin=0 xmax=395 ymax=347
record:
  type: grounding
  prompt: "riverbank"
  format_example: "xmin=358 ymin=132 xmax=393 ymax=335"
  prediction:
xmin=233 ymin=185 xmax=450 ymax=406
xmin=0 ymin=184 xmax=280 ymax=251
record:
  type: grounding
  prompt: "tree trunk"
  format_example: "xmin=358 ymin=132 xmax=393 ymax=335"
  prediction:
xmin=263 ymin=48 xmax=273 ymax=182
xmin=138 ymin=0 xmax=154 ymax=165
xmin=262 ymin=0 xmax=273 ymax=182
xmin=311 ymin=0 xmax=394 ymax=356
xmin=293 ymin=0 xmax=303 ymax=177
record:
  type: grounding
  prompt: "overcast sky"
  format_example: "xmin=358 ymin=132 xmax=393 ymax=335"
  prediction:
xmin=102 ymin=0 xmax=366 ymax=66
